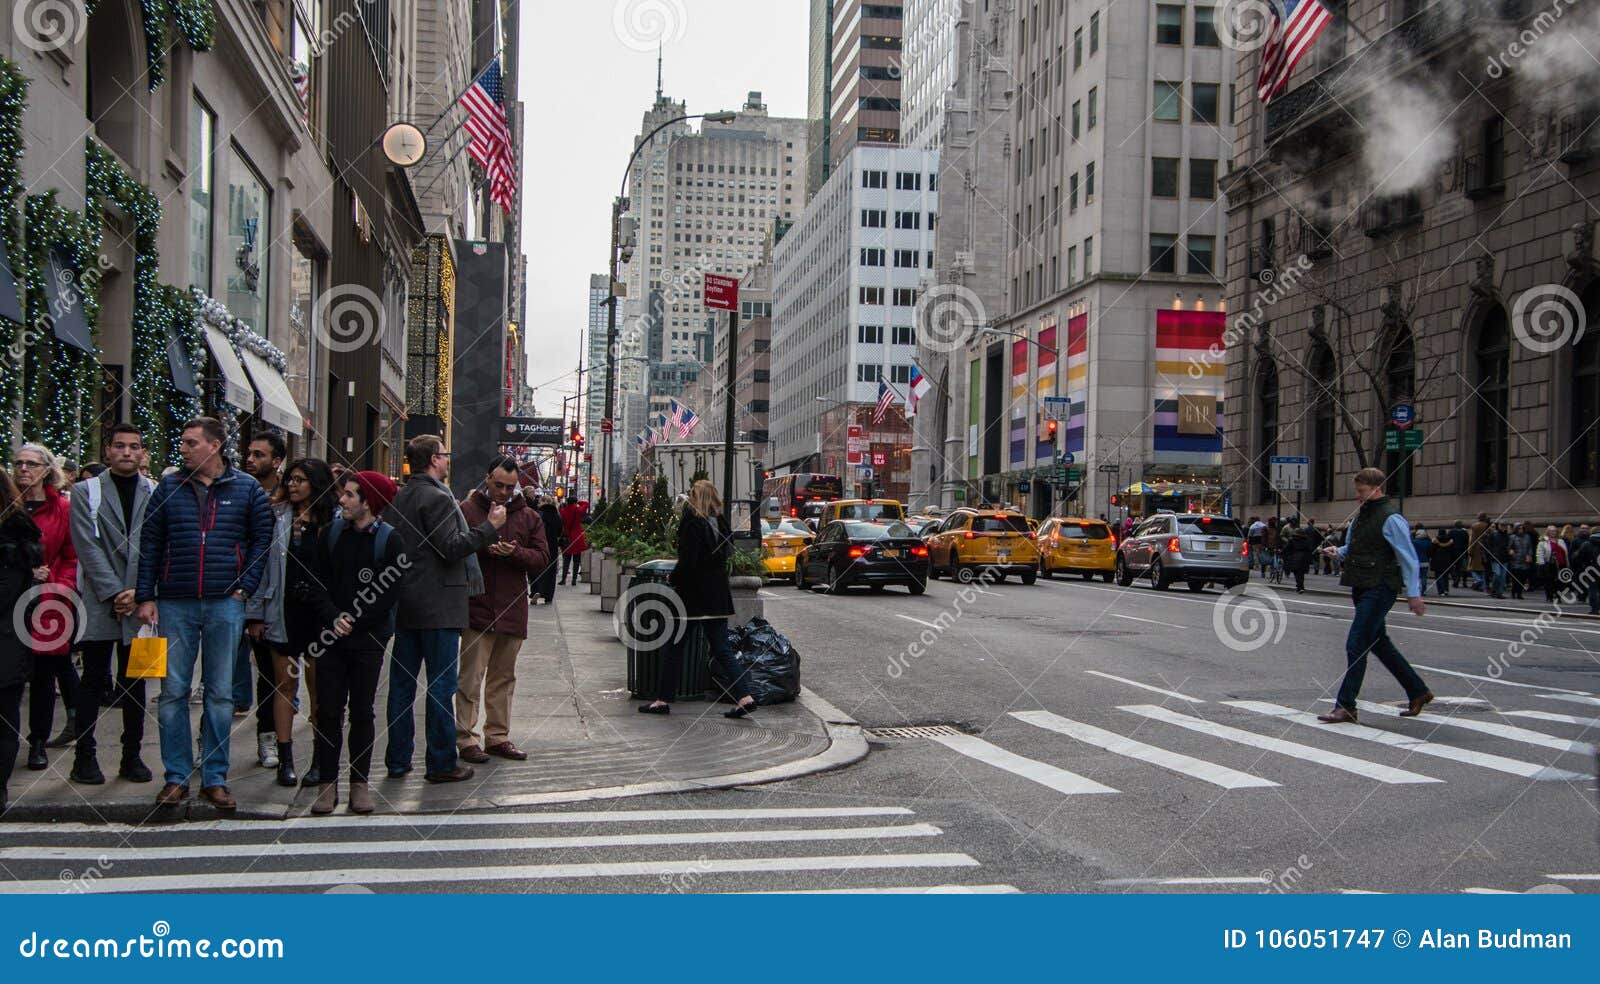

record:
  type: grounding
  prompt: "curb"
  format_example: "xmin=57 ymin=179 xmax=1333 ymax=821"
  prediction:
xmin=1297 ymin=584 xmax=1600 ymax=620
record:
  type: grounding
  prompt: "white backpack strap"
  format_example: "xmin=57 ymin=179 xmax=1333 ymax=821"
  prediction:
xmin=85 ymin=477 xmax=103 ymax=539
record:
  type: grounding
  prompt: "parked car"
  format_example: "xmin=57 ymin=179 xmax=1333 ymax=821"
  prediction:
xmin=925 ymin=508 xmax=1039 ymax=585
xmin=796 ymin=520 xmax=929 ymax=594
xmin=760 ymin=519 xmax=815 ymax=580
xmin=1038 ymin=517 xmax=1117 ymax=581
xmin=1115 ymin=513 xmax=1248 ymax=591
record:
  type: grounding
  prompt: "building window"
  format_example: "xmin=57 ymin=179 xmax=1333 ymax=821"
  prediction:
xmin=1088 ymin=88 xmax=1098 ymax=128
xmin=1069 ymin=173 xmax=1079 ymax=211
xmin=893 ymin=249 xmax=920 ymax=268
xmin=1195 ymin=6 xmax=1221 ymax=45
xmin=1074 ymin=27 xmax=1083 ymax=67
xmin=896 ymin=171 xmax=921 ymax=190
xmin=1310 ymin=341 xmax=1337 ymax=501
xmin=1473 ymin=309 xmax=1510 ymax=492
xmin=1192 ymin=83 xmax=1220 ymax=124
xmin=188 ymin=95 xmax=215 ymax=294
xmin=890 ymin=364 xmax=912 ymax=383
xmin=891 ymin=324 xmax=914 ymax=345
xmin=1084 ymin=237 xmax=1093 ymax=275
xmin=1256 ymin=358 xmax=1279 ymax=503
xmin=1573 ymin=286 xmax=1600 ymax=486
xmin=226 ymin=144 xmax=270 ymax=336
xmin=892 ymin=287 xmax=918 ymax=306
xmin=861 ymin=247 xmax=885 ymax=266
xmin=1190 ymin=158 xmax=1217 ymax=199
xmin=1186 ymin=235 xmax=1215 ymax=275
xmin=858 ymin=324 xmax=884 ymax=343
xmin=1150 ymin=233 xmax=1177 ymax=273
xmin=1154 ymin=82 xmax=1182 ymax=121
xmin=1068 ymin=245 xmax=1078 ymax=283
xmin=862 ymin=169 xmax=887 ymax=188
xmin=895 ymin=210 xmax=921 ymax=229
xmin=862 ymin=209 xmax=887 ymax=227
xmin=1156 ymin=5 xmax=1184 ymax=44
xmin=1072 ymin=101 xmax=1081 ymax=140
xmin=1152 ymin=157 xmax=1180 ymax=198
xmin=1085 ymin=162 xmax=1095 ymax=203
xmin=857 ymin=364 xmax=883 ymax=382
xmin=1090 ymin=12 xmax=1100 ymax=53
xmin=860 ymin=286 xmax=885 ymax=305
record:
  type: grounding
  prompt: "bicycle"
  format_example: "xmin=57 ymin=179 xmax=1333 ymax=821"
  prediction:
xmin=1265 ymin=549 xmax=1285 ymax=585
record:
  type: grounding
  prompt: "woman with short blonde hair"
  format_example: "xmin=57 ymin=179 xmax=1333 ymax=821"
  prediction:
xmin=11 ymin=441 xmax=79 ymax=766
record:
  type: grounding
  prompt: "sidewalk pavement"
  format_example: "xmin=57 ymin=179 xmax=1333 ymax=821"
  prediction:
xmin=1287 ymin=571 xmax=1600 ymax=619
xmin=3 ymin=590 xmax=863 ymax=824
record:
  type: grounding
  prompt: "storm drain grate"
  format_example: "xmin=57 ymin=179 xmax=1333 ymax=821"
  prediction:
xmin=864 ymin=725 xmax=966 ymax=740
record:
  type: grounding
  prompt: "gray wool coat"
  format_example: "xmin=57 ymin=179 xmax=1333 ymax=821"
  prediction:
xmin=387 ymin=473 xmax=497 ymax=631
xmin=70 ymin=471 xmax=154 ymax=645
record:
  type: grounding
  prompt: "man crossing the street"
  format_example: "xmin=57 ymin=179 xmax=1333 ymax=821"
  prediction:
xmin=1317 ymin=467 xmax=1433 ymax=725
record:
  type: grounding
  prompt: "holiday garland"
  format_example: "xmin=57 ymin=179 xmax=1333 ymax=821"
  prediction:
xmin=0 ymin=62 xmax=25 ymax=461
xmin=190 ymin=288 xmax=289 ymax=463
xmin=152 ymin=284 xmax=201 ymax=467
xmin=21 ymin=193 xmax=99 ymax=454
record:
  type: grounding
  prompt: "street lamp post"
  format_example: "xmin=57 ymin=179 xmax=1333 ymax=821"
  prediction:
xmin=602 ymin=110 xmax=738 ymax=502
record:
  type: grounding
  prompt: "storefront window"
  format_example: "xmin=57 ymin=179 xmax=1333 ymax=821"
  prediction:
xmin=289 ymin=1 xmax=320 ymax=125
xmin=188 ymin=97 xmax=215 ymax=293
xmin=227 ymin=146 xmax=271 ymax=336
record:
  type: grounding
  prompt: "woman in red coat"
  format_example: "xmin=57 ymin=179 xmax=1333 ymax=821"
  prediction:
xmin=558 ymin=499 xmax=589 ymax=584
xmin=12 ymin=444 xmax=80 ymax=771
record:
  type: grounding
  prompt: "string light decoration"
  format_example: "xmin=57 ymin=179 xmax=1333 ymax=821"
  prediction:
xmin=189 ymin=288 xmax=288 ymax=463
xmin=0 ymin=62 xmax=26 ymax=461
xmin=21 ymin=193 xmax=97 ymax=454
xmin=83 ymin=0 xmax=215 ymax=90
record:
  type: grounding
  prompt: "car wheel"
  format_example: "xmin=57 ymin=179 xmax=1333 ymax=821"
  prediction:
xmin=1021 ymin=571 xmax=1037 ymax=586
xmin=1186 ymin=581 xmax=1207 ymax=593
xmin=955 ymin=565 xmax=977 ymax=584
xmin=907 ymin=580 xmax=926 ymax=596
xmin=1115 ymin=556 xmax=1134 ymax=587
xmin=1150 ymin=558 xmax=1172 ymax=591
xmin=990 ymin=569 xmax=1008 ymax=584
xmin=1041 ymin=562 xmax=1053 ymax=579
xmin=827 ymin=564 xmax=847 ymax=594
xmin=1101 ymin=570 xmax=1115 ymax=583
xmin=1081 ymin=571 xmax=1094 ymax=581
xmin=796 ymin=566 xmax=808 ymax=590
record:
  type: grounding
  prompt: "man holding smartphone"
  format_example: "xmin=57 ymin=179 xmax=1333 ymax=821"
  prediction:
xmin=455 ymin=456 xmax=549 ymax=763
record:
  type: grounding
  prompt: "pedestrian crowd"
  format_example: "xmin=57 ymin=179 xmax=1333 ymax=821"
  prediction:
xmin=0 ymin=424 xmax=589 ymax=815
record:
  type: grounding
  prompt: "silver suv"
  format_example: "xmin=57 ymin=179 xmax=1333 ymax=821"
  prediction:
xmin=1115 ymin=513 xmax=1249 ymax=592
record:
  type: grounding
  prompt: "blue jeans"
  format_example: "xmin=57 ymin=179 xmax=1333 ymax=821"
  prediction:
xmin=1334 ymin=586 xmax=1428 ymax=713
xmin=1416 ymin=564 xmax=1430 ymax=596
xmin=1489 ymin=562 xmax=1507 ymax=596
xmin=157 ymin=597 xmax=245 ymax=788
xmin=386 ymin=629 xmax=462 ymax=775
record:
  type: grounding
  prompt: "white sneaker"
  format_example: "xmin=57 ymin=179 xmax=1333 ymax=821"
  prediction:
xmin=257 ymin=734 xmax=279 ymax=768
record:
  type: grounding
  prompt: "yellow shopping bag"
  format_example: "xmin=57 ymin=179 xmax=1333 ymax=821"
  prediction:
xmin=127 ymin=624 xmax=167 ymax=679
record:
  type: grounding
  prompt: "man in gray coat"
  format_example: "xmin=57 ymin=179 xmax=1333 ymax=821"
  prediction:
xmin=68 ymin=423 xmax=155 ymax=785
xmin=383 ymin=435 xmax=505 ymax=782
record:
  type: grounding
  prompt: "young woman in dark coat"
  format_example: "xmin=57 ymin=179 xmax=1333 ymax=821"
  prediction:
xmin=639 ymin=481 xmax=756 ymax=718
xmin=0 ymin=469 xmax=45 ymax=813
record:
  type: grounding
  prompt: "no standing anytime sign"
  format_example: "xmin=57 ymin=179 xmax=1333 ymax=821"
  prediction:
xmin=703 ymin=274 xmax=739 ymax=311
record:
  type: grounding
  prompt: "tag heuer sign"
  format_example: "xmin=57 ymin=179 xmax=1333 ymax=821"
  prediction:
xmin=500 ymin=417 xmax=563 ymax=446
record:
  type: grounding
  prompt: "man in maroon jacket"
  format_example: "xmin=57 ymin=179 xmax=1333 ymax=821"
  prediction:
xmin=455 ymin=456 xmax=549 ymax=762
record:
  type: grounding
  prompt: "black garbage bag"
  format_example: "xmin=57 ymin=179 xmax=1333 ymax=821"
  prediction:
xmin=713 ymin=617 xmax=802 ymax=705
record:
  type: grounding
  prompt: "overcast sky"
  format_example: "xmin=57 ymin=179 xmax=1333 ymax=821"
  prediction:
xmin=519 ymin=0 xmax=809 ymax=419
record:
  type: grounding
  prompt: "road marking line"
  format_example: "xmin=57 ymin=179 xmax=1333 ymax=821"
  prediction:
xmin=1538 ymin=693 xmax=1600 ymax=708
xmin=0 ymin=824 xmax=945 ymax=862
xmin=1106 ymin=613 xmax=1186 ymax=628
xmin=739 ymin=884 xmax=1023 ymax=894
xmin=1455 ymin=615 xmax=1600 ymax=636
xmin=1228 ymin=701 xmax=1587 ymax=781
xmin=1100 ymin=876 xmax=1269 ymax=886
xmin=1461 ymin=888 xmax=1518 ymax=894
xmin=1118 ymin=704 xmax=1441 ymax=784
xmin=0 ymin=806 xmax=917 ymax=837
xmin=1340 ymin=889 xmax=1387 ymax=894
xmin=0 ymin=853 xmax=983 ymax=894
xmin=1413 ymin=665 xmax=1594 ymax=696
xmin=927 ymin=733 xmax=1118 ymax=796
xmin=1430 ymin=696 xmax=1489 ymax=705
xmin=1083 ymin=670 xmax=1205 ymax=703
xmin=894 ymin=613 xmax=944 ymax=630
xmin=1348 ymin=700 xmax=1596 ymax=756
xmin=1504 ymin=709 xmax=1600 ymax=729
xmin=1011 ymin=710 xmax=1276 ymax=790
xmin=1545 ymin=874 xmax=1600 ymax=881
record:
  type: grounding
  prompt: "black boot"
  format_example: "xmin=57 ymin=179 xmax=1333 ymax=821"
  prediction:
xmin=276 ymin=741 xmax=299 ymax=787
xmin=26 ymin=738 xmax=47 ymax=771
xmin=69 ymin=753 xmax=105 ymax=785
xmin=46 ymin=710 xmax=77 ymax=749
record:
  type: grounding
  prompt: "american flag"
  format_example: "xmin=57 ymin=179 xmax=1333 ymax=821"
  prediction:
xmin=459 ymin=58 xmax=517 ymax=214
xmin=1257 ymin=0 xmax=1332 ymax=104
xmin=677 ymin=405 xmax=700 ymax=439
xmin=873 ymin=380 xmax=898 ymax=423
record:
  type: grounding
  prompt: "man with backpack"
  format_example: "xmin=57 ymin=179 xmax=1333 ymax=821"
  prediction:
xmin=305 ymin=471 xmax=407 ymax=815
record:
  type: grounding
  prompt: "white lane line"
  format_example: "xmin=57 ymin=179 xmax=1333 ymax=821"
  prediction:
xmin=1100 ymin=876 xmax=1269 ymax=886
xmin=1455 ymin=616 xmax=1600 ymax=636
xmin=1348 ymin=700 xmax=1596 ymax=756
xmin=1505 ymin=709 xmax=1600 ymax=729
xmin=1340 ymin=889 xmax=1388 ymax=894
xmin=1011 ymin=710 xmax=1276 ymax=790
xmin=1538 ymin=693 xmax=1600 ymax=708
xmin=1228 ymin=701 xmax=1587 ymax=781
xmin=1461 ymin=888 xmax=1518 ymax=894
xmin=0 ymin=855 xmax=982 ymax=895
xmin=1118 ymin=704 xmax=1441 ymax=784
xmin=1083 ymin=670 xmax=1206 ymax=703
xmin=1413 ymin=665 xmax=1595 ymax=696
xmin=1430 ymin=696 xmax=1490 ymax=705
xmin=0 ymin=806 xmax=917 ymax=837
xmin=1106 ymin=613 xmax=1186 ymax=629
xmin=927 ymin=733 xmax=1118 ymax=796
xmin=0 ymin=824 xmax=945 ymax=862
xmin=740 ymin=884 xmax=1022 ymax=894
xmin=1546 ymin=874 xmax=1600 ymax=881
xmin=895 ymin=613 xmax=944 ymax=630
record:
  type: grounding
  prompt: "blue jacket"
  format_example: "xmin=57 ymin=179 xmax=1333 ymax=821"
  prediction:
xmin=135 ymin=465 xmax=275 ymax=602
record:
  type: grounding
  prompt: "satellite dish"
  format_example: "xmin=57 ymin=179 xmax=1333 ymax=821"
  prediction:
xmin=381 ymin=122 xmax=427 ymax=167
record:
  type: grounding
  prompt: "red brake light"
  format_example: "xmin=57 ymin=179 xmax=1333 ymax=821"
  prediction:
xmin=1166 ymin=537 xmax=1181 ymax=553
xmin=789 ymin=508 xmax=797 ymax=517
xmin=910 ymin=545 xmax=929 ymax=557
xmin=848 ymin=546 xmax=867 ymax=558
xmin=1241 ymin=542 xmax=1250 ymax=557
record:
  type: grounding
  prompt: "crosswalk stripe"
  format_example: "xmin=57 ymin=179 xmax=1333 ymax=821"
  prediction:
xmin=0 ymin=853 xmax=982 ymax=894
xmin=740 ymin=884 xmax=1022 ymax=894
xmin=1349 ymin=700 xmax=1596 ymax=756
xmin=927 ymin=733 xmax=1118 ymax=795
xmin=1084 ymin=670 xmax=1205 ymax=703
xmin=1118 ymin=704 xmax=1441 ymax=784
xmin=1546 ymin=874 xmax=1600 ymax=881
xmin=0 ymin=824 xmax=944 ymax=862
xmin=1461 ymin=887 xmax=1517 ymax=894
xmin=1413 ymin=665 xmax=1594 ymax=696
xmin=1010 ymin=710 xmax=1276 ymax=790
xmin=1227 ymin=701 xmax=1587 ymax=781
xmin=1504 ymin=709 xmax=1600 ymax=729
xmin=0 ymin=806 xmax=916 ymax=837
xmin=1100 ymin=876 xmax=1268 ymax=886
xmin=1538 ymin=693 xmax=1600 ymax=708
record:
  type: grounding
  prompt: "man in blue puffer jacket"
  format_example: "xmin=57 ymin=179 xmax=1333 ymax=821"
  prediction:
xmin=136 ymin=417 xmax=275 ymax=812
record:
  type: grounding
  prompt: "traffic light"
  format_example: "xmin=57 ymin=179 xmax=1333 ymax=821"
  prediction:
xmin=1046 ymin=419 xmax=1059 ymax=444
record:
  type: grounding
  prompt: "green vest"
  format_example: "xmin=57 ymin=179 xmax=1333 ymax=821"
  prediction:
xmin=1341 ymin=497 xmax=1403 ymax=592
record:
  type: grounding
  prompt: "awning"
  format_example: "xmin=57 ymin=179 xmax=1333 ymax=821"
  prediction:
xmin=45 ymin=249 xmax=94 ymax=353
xmin=165 ymin=327 xmax=200 ymax=398
xmin=203 ymin=324 xmax=255 ymax=412
xmin=239 ymin=347 xmax=303 ymax=435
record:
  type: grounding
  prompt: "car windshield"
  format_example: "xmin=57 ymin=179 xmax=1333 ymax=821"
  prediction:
xmin=1178 ymin=516 xmax=1244 ymax=538
xmin=973 ymin=516 xmax=1033 ymax=534
xmin=1055 ymin=522 xmax=1111 ymax=540
xmin=778 ymin=521 xmax=812 ymax=537
xmin=836 ymin=502 xmax=904 ymax=521
xmin=843 ymin=521 xmax=913 ymax=539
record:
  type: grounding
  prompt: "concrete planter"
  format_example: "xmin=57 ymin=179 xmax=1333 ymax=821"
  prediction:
xmin=600 ymin=556 xmax=625 ymax=613
xmin=729 ymin=575 xmax=765 ymax=625
xmin=591 ymin=549 xmax=611 ymax=595
xmin=581 ymin=550 xmax=595 ymax=584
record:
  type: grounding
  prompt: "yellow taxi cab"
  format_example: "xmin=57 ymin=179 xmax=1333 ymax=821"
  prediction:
xmin=925 ymin=508 xmax=1039 ymax=585
xmin=760 ymin=518 xmax=815 ymax=580
xmin=819 ymin=498 xmax=906 ymax=526
xmin=1037 ymin=516 xmax=1117 ymax=581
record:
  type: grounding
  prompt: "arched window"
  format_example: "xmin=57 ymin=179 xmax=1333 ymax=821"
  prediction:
xmin=1255 ymin=358 xmax=1279 ymax=504
xmin=1309 ymin=343 xmax=1336 ymax=500
xmin=1384 ymin=327 xmax=1415 ymax=498
xmin=1473 ymin=309 xmax=1510 ymax=492
xmin=1573 ymin=282 xmax=1600 ymax=486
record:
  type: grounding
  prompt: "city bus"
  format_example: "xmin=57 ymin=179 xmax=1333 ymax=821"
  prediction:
xmin=761 ymin=472 xmax=844 ymax=521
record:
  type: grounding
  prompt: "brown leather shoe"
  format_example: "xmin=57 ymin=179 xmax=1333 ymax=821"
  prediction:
xmin=1317 ymin=706 xmax=1359 ymax=724
xmin=458 ymin=745 xmax=491 ymax=764
xmin=155 ymin=782 xmax=189 ymax=806
xmin=199 ymin=785 xmax=237 ymax=811
xmin=310 ymin=783 xmax=338 ymax=816
xmin=424 ymin=765 xmax=476 ymax=783
xmin=348 ymin=782 xmax=375 ymax=814
xmin=484 ymin=741 xmax=528 ymax=761
xmin=1399 ymin=691 xmax=1435 ymax=717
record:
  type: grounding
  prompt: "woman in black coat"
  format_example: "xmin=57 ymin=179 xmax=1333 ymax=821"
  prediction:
xmin=532 ymin=496 xmax=564 ymax=604
xmin=639 ymin=481 xmax=756 ymax=718
xmin=0 ymin=470 xmax=45 ymax=813
xmin=1281 ymin=520 xmax=1320 ymax=594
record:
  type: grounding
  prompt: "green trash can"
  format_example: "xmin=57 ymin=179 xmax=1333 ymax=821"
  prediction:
xmin=624 ymin=560 xmax=712 ymax=701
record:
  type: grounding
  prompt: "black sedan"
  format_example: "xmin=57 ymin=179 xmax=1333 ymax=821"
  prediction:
xmin=797 ymin=521 xmax=929 ymax=595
